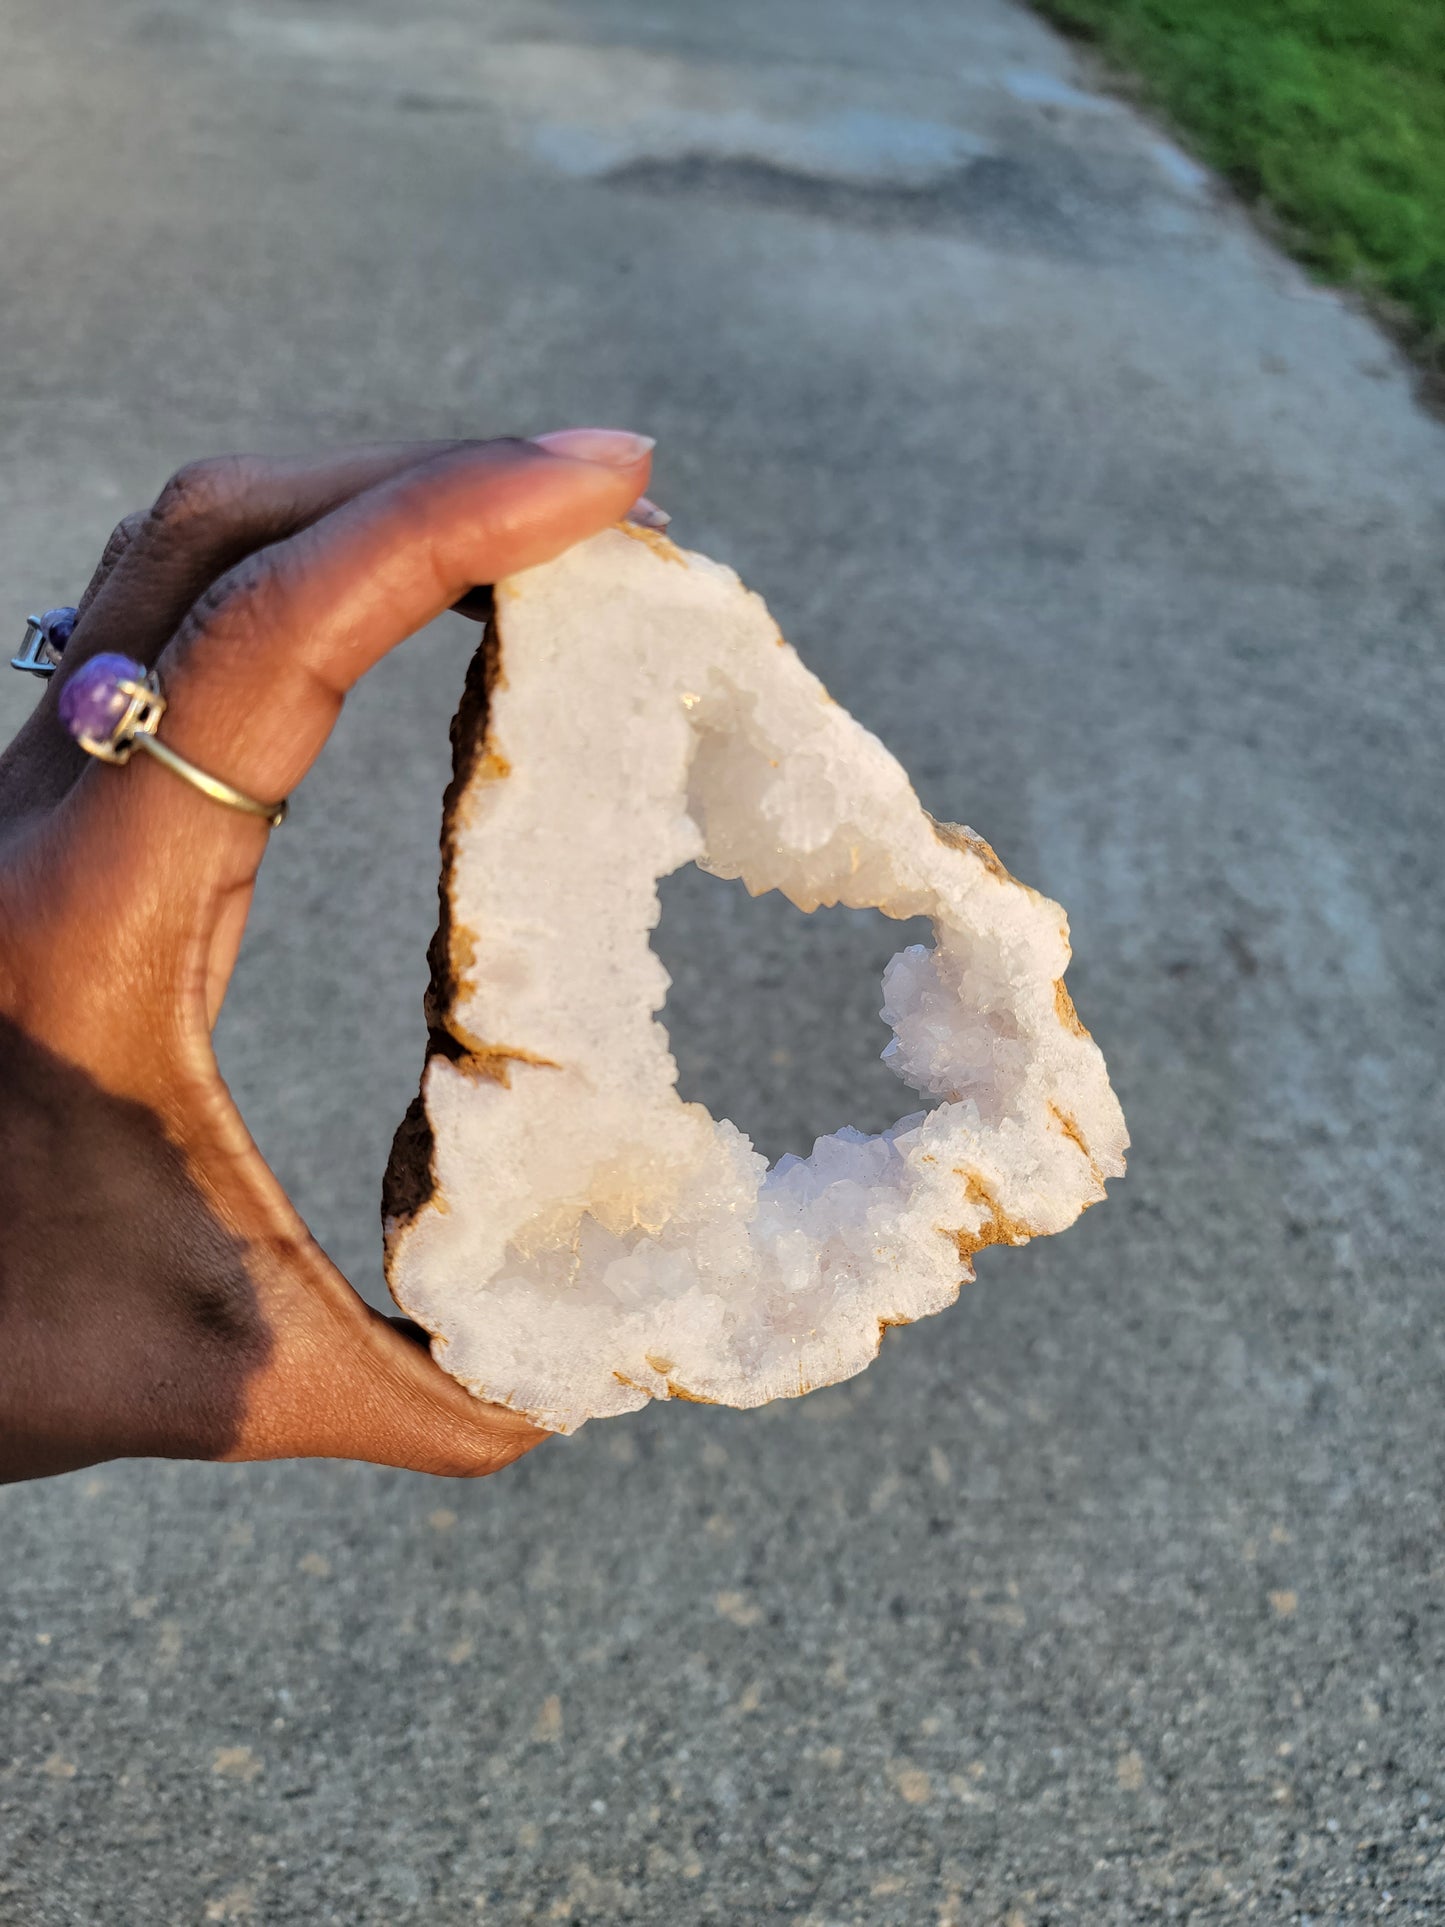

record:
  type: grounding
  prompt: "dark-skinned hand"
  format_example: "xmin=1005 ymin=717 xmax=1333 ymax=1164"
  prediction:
xmin=0 ymin=429 xmax=656 ymax=1483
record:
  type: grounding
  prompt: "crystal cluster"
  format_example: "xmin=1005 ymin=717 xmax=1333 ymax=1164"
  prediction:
xmin=384 ymin=527 xmax=1127 ymax=1431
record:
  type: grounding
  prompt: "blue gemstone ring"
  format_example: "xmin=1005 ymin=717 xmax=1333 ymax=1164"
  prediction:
xmin=12 ymin=606 xmax=78 ymax=677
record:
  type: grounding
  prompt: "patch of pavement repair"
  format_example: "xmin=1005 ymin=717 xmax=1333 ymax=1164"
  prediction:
xmin=221 ymin=11 xmax=1218 ymax=260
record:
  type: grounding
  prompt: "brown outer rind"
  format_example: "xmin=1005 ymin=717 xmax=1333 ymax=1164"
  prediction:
xmin=381 ymin=603 xmax=499 ymax=1245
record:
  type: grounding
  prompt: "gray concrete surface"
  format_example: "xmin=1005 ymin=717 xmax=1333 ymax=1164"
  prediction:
xmin=2 ymin=0 xmax=1443 ymax=1920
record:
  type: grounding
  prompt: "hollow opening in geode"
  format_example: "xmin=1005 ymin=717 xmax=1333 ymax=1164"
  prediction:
xmin=651 ymin=865 xmax=937 ymax=1166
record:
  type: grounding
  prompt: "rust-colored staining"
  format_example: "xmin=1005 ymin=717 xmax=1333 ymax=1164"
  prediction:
xmin=616 ymin=520 xmax=687 ymax=565
xmin=453 ymin=749 xmax=510 ymax=837
xmin=1053 ymin=978 xmax=1090 ymax=1039
xmin=665 ymin=1380 xmax=720 ymax=1406
xmin=867 ymin=1307 xmax=920 ymax=1362
xmin=945 ymin=1170 xmax=1036 ymax=1263
xmin=618 ymin=1364 xmax=719 ymax=1405
xmin=449 ymin=922 xmax=478 ymax=985
xmin=932 ymin=817 xmax=1059 ymax=916
xmin=1047 ymin=1103 xmax=1106 ymax=1196
xmin=452 ymin=1043 xmax=562 ymax=1089
xmin=931 ymin=817 xmax=1014 ymax=883
xmin=867 ymin=1314 xmax=907 ymax=1363
xmin=946 ymin=1225 xmax=989 ymax=1265
xmin=446 ymin=1010 xmax=561 ymax=1086
xmin=1048 ymin=1103 xmax=1090 ymax=1159
xmin=861 ymin=1283 xmax=973 ymax=1376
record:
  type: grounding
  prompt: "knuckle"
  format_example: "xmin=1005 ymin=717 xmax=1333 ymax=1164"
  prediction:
xmin=175 ymin=546 xmax=285 ymax=656
xmin=147 ymin=453 xmax=258 ymax=539
xmin=76 ymin=509 xmax=151 ymax=614
xmin=99 ymin=509 xmax=147 ymax=570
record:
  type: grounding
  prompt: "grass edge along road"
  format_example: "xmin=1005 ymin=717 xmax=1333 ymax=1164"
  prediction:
xmin=1032 ymin=0 xmax=1445 ymax=369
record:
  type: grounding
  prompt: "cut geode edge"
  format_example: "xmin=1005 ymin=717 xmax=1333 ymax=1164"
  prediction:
xmin=382 ymin=528 xmax=1128 ymax=1430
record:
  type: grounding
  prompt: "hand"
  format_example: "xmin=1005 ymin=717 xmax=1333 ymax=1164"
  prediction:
xmin=0 ymin=431 xmax=655 ymax=1483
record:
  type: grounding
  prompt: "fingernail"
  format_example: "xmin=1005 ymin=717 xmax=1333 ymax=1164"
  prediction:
xmin=532 ymin=427 xmax=656 ymax=469
xmin=626 ymin=494 xmax=671 ymax=530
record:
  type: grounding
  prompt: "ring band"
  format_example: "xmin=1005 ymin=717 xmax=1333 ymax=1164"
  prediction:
xmin=57 ymin=653 xmax=288 ymax=829
xmin=128 ymin=729 xmax=289 ymax=828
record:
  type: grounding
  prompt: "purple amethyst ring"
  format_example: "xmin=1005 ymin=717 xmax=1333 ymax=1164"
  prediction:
xmin=57 ymin=653 xmax=288 ymax=829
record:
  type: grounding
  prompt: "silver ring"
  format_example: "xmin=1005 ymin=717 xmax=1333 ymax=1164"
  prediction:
xmin=58 ymin=652 xmax=289 ymax=829
xmin=12 ymin=607 xmax=77 ymax=678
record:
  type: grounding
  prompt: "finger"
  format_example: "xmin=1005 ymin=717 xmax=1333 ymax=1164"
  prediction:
xmin=626 ymin=494 xmax=671 ymax=530
xmin=3 ymin=442 xmax=488 ymax=822
xmin=83 ymin=432 xmax=651 ymax=866
xmin=66 ymin=463 xmax=661 ymax=642
xmin=46 ymin=432 xmax=651 ymax=1033
xmin=75 ymin=509 xmax=148 ymax=620
xmin=32 ymin=446 xmax=481 ymax=765
xmin=449 ymin=490 xmax=664 ymax=620
xmin=68 ymin=444 xmax=483 ymax=672
xmin=452 ymin=490 xmax=665 ymax=621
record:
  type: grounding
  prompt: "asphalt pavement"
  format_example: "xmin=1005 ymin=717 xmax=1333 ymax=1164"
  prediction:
xmin=1 ymin=1 xmax=1443 ymax=1921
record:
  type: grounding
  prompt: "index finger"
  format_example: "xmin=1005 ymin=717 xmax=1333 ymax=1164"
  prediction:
xmin=4 ymin=439 xmax=510 ymax=823
xmin=78 ymin=431 xmax=652 ymax=861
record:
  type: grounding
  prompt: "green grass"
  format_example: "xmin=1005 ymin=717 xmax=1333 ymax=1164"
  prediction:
xmin=1032 ymin=0 xmax=1445 ymax=353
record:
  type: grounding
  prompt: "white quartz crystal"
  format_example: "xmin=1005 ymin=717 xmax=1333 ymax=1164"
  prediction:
xmin=383 ymin=525 xmax=1127 ymax=1431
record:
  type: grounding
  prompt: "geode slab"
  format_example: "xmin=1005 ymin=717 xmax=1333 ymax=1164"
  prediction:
xmin=383 ymin=526 xmax=1127 ymax=1432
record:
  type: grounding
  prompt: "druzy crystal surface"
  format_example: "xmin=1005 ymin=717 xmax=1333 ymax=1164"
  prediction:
xmin=384 ymin=528 xmax=1127 ymax=1431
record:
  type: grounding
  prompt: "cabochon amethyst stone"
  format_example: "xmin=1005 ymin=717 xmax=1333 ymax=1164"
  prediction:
xmin=39 ymin=607 xmax=77 ymax=653
xmin=57 ymin=652 xmax=144 ymax=745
